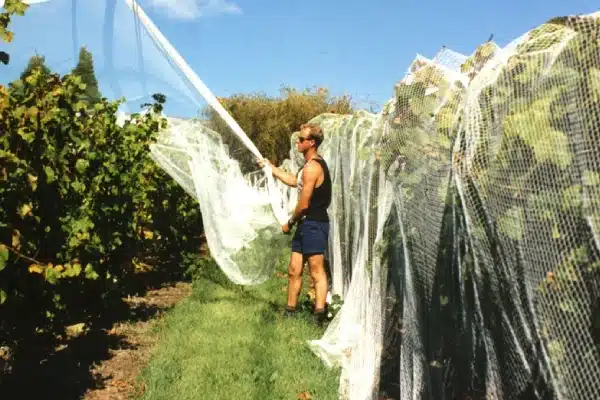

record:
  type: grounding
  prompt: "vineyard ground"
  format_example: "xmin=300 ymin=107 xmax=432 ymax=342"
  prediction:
xmin=83 ymin=281 xmax=192 ymax=400
xmin=135 ymin=260 xmax=341 ymax=400
xmin=1 ymin=254 xmax=341 ymax=400
xmin=0 ymin=267 xmax=192 ymax=400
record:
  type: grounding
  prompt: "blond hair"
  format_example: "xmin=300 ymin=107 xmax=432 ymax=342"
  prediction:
xmin=300 ymin=123 xmax=324 ymax=147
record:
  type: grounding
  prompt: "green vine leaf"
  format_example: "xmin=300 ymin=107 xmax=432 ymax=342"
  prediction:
xmin=0 ymin=244 xmax=9 ymax=272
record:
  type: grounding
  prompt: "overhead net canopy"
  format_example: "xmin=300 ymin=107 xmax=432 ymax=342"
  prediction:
xmin=3 ymin=0 xmax=292 ymax=285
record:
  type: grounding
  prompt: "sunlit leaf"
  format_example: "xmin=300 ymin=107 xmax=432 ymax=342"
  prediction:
xmin=19 ymin=203 xmax=32 ymax=218
xmin=11 ymin=230 xmax=20 ymax=249
xmin=0 ymin=244 xmax=8 ymax=272
xmin=28 ymin=173 xmax=37 ymax=191
xmin=28 ymin=264 xmax=44 ymax=274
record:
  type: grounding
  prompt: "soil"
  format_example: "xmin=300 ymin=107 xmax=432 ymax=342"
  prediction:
xmin=0 ymin=280 xmax=191 ymax=400
xmin=83 ymin=282 xmax=191 ymax=400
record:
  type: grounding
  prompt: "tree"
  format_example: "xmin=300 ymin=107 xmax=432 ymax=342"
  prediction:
xmin=7 ymin=53 xmax=53 ymax=98
xmin=205 ymin=86 xmax=353 ymax=167
xmin=71 ymin=46 xmax=101 ymax=103
xmin=19 ymin=53 xmax=51 ymax=79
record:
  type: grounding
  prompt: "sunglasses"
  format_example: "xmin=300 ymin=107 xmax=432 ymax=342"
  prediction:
xmin=297 ymin=136 xmax=313 ymax=143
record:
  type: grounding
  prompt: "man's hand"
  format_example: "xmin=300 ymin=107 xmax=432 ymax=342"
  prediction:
xmin=257 ymin=158 xmax=298 ymax=187
xmin=256 ymin=158 xmax=270 ymax=169
xmin=282 ymin=223 xmax=291 ymax=234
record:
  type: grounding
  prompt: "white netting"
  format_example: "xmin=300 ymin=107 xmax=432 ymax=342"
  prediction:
xmin=302 ymin=48 xmax=471 ymax=399
xmin=5 ymin=2 xmax=600 ymax=399
xmin=450 ymin=15 xmax=600 ymax=399
xmin=151 ymin=117 xmax=293 ymax=284
xmin=303 ymin=14 xmax=600 ymax=400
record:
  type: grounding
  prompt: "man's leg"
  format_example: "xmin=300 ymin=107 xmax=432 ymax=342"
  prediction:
xmin=286 ymin=251 xmax=304 ymax=310
xmin=301 ymin=220 xmax=329 ymax=324
xmin=308 ymin=264 xmax=315 ymax=289
xmin=307 ymin=254 xmax=328 ymax=311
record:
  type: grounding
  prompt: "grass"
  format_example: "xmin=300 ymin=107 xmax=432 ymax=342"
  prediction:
xmin=136 ymin=257 xmax=341 ymax=400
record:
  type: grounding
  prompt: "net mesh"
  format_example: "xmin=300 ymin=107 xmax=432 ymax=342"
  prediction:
xmin=304 ymin=48 xmax=473 ymax=399
xmin=303 ymin=14 xmax=600 ymax=400
xmin=449 ymin=15 xmax=600 ymax=399
xmin=4 ymin=2 xmax=600 ymax=399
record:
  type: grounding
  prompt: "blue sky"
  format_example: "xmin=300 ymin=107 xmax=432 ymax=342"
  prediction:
xmin=145 ymin=0 xmax=598 ymax=110
xmin=3 ymin=0 xmax=599 ymax=114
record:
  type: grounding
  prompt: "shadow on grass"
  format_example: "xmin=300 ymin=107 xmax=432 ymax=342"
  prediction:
xmin=0 ymin=266 xmax=188 ymax=399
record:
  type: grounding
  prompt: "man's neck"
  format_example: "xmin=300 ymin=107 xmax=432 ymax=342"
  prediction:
xmin=304 ymin=148 xmax=318 ymax=162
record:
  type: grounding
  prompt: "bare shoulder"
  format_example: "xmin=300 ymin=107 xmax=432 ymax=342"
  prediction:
xmin=303 ymin=160 xmax=323 ymax=175
xmin=301 ymin=160 xmax=322 ymax=183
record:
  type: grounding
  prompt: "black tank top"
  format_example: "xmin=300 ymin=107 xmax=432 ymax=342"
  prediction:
xmin=299 ymin=157 xmax=332 ymax=222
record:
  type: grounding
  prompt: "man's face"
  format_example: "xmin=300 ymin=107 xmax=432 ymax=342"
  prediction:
xmin=296 ymin=129 xmax=314 ymax=153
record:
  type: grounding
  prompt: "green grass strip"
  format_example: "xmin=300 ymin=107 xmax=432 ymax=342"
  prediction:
xmin=137 ymin=260 xmax=340 ymax=400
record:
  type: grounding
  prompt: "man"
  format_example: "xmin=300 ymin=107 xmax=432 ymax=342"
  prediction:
xmin=258 ymin=123 xmax=332 ymax=325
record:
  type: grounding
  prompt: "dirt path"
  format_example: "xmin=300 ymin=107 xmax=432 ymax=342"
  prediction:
xmin=82 ymin=282 xmax=191 ymax=400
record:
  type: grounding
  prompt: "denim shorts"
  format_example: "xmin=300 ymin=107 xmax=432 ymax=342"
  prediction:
xmin=291 ymin=219 xmax=329 ymax=255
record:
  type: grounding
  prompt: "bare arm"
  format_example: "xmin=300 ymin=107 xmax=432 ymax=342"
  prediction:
xmin=271 ymin=165 xmax=298 ymax=188
xmin=289 ymin=161 xmax=320 ymax=224
xmin=258 ymin=159 xmax=297 ymax=187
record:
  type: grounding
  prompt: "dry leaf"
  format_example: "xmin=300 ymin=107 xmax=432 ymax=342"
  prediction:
xmin=107 ymin=327 xmax=119 ymax=335
xmin=111 ymin=379 xmax=130 ymax=388
xmin=297 ymin=391 xmax=312 ymax=400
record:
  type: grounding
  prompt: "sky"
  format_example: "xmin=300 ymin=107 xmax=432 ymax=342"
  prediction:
xmin=143 ymin=0 xmax=599 ymax=110
xmin=3 ymin=0 xmax=599 ymax=114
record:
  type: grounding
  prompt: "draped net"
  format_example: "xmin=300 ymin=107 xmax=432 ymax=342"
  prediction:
xmin=4 ymin=2 xmax=600 ymax=399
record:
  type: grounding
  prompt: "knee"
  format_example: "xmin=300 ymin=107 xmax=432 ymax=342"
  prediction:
xmin=311 ymin=270 xmax=326 ymax=283
xmin=289 ymin=270 xmax=302 ymax=280
xmin=308 ymin=257 xmax=327 ymax=282
xmin=288 ymin=263 xmax=302 ymax=279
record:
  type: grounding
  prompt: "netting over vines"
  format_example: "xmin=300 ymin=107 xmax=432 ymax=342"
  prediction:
xmin=4 ymin=1 xmax=600 ymax=399
xmin=302 ymin=14 xmax=600 ymax=400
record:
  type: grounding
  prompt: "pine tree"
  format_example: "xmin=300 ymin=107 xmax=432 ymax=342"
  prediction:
xmin=71 ymin=46 xmax=101 ymax=103
xmin=19 ymin=53 xmax=51 ymax=79
xmin=8 ymin=53 xmax=52 ymax=98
